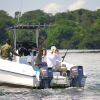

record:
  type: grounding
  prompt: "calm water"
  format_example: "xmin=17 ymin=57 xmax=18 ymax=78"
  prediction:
xmin=0 ymin=51 xmax=100 ymax=100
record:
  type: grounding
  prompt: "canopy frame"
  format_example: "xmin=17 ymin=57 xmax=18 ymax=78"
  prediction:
xmin=7 ymin=24 xmax=51 ymax=50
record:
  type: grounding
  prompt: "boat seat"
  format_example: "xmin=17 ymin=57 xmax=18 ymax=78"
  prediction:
xmin=37 ymin=64 xmax=47 ymax=67
xmin=36 ymin=64 xmax=60 ymax=72
xmin=34 ymin=69 xmax=60 ymax=72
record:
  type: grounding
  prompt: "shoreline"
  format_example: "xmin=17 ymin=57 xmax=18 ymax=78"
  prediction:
xmin=58 ymin=49 xmax=100 ymax=53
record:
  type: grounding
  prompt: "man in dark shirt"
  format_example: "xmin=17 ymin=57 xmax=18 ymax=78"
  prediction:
xmin=35 ymin=37 xmax=46 ymax=65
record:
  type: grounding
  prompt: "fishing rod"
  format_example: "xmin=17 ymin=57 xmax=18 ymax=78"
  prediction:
xmin=62 ymin=49 xmax=68 ymax=62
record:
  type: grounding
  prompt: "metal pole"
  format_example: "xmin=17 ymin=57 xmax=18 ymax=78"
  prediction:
xmin=14 ymin=29 xmax=16 ymax=50
xmin=36 ymin=29 xmax=39 ymax=47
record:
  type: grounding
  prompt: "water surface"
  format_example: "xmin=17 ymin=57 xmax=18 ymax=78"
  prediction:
xmin=0 ymin=51 xmax=100 ymax=100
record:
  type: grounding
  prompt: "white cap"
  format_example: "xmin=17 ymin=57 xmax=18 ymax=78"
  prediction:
xmin=51 ymin=46 xmax=56 ymax=51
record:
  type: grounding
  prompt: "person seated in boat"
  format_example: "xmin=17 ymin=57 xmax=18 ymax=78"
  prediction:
xmin=0 ymin=39 xmax=20 ymax=61
xmin=35 ymin=36 xmax=46 ymax=66
xmin=46 ymin=46 xmax=67 ymax=76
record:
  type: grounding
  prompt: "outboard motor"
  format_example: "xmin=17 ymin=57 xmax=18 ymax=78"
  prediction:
xmin=70 ymin=66 xmax=86 ymax=87
xmin=39 ymin=67 xmax=53 ymax=89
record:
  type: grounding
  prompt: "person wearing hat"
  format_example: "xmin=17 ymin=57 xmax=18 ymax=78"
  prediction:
xmin=46 ymin=46 xmax=67 ymax=76
xmin=46 ymin=46 xmax=57 ymax=67
xmin=35 ymin=36 xmax=46 ymax=65
xmin=0 ymin=39 xmax=20 ymax=60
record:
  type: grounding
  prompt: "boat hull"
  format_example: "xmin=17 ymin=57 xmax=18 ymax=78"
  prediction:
xmin=0 ymin=69 xmax=39 ymax=87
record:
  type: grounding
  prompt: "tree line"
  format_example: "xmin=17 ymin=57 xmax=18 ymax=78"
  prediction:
xmin=0 ymin=9 xmax=100 ymax=49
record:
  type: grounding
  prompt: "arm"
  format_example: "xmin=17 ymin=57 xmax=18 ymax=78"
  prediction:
xmin=42 ymin=42 xmax=46 ymax=58
xmin=56 ymin=54 xmax=61 ymax=61
xmin=42 ymin=48 xmax=46 ymax=58
xmin=55 ymin=50 xmax=61 ymax=61
xmin=0 ymin=50 xmax=1 ymax=57
xmin=0 ymin=47 xmax=3 ymax=57
xmin=10 ymin=47 xmax=20 ymax=56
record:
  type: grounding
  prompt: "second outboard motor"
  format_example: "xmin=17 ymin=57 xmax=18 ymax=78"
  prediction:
xmin=70 ymin=66 xmax=86 ymax=87
xmin=39 ymin=67 xmax=53 ymax=89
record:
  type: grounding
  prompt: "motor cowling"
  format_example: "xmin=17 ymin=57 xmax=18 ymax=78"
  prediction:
xmin=70 ymin=66 xmax=86 ymax=87
xmin=39 ymin=67 xmax=53 ymax=88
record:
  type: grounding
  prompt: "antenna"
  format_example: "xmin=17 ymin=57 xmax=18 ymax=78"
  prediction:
xmin=17 ymin=0 xmax=23 ymax=24
xmin=20 ymin=0 xmax=23 ymax=15
xmin=18 ymin=12 xmax=21 ymax=23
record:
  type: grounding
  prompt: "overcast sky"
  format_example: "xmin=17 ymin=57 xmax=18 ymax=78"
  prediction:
xmin=0 ymin=0 xmax=100 ymax=16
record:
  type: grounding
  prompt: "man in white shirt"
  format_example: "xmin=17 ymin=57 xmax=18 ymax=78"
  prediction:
xmin=46 ymin=46 xmax=58 ymax=68
xmin=46 ymin=46 xmax=67 ymax=76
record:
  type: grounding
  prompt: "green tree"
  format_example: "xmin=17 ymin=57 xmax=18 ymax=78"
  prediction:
xmin=0 ymin=10 xmax=13 ymax=44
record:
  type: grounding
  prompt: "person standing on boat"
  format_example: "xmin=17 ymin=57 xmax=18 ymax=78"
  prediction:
xmin=35 ymin=36 xmax=46 ymax=65
xmin=0 ymin=39 xmax=20 ymax=60
xmin=46 ymin=46 xmax=67 ymax=76
xmin=46 ymin=46 xmax=57 ymax=67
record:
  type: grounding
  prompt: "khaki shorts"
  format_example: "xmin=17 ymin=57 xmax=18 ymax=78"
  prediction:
xmin=53 ymin=66 xmax=67 ymax=76
xmin=53 ymin=66 xmax=67 ymax=72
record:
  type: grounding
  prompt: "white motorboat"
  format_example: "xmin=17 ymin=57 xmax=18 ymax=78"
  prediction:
xmin=0 ymin=47 xmax=87 ymax=88
xmin=0 ymin=25 xmax=87 ymax=88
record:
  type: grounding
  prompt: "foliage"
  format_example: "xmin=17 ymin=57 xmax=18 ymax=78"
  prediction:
xmin=0 ymin=10 xmax=14 ymax=44
xmin=0 ymin=9 xmax=100 ymax=49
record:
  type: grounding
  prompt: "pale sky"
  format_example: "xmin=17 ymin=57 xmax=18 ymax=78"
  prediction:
xmin=0 ymin=0 xmax=100 ymax=17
